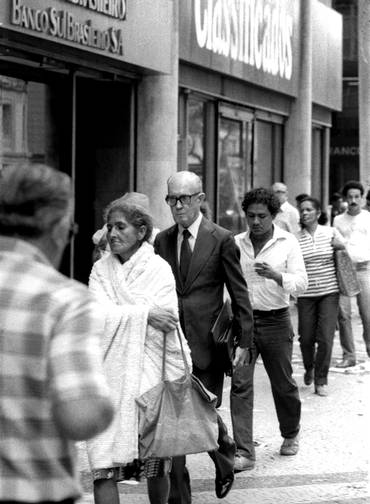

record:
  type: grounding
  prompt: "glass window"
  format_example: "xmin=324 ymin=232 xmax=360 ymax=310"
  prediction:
xmin=218 ymin=117 xmax=251 ymax=233
xmin=0 ymin=76 xmax=64 ymax=170
xmin=187 ymin=98 xmax=205 ymax=180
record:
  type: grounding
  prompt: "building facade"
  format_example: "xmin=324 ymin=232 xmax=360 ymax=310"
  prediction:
xmin=0 ymin=0 xmax=342 ymax=282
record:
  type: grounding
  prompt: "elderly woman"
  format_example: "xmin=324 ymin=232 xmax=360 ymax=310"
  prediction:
xmin=297 ymin=196 xmax=345 ymax=397
xmin=86 ymin=199 xmax=192 ymax=504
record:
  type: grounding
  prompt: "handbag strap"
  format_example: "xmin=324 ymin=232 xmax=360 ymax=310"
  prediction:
xmin=162 ymin=325 xmax=190 ymax=380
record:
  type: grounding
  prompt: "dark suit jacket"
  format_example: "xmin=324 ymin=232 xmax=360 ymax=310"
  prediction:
xmin=154 ymin=216 xmax=253 ymax=370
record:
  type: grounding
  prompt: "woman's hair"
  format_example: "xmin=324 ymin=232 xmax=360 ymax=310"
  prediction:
xmin=105 ymin=201 xmax=153 ymax=243
xmin=0 ymin=164 xmax=72 ymax=238
xmin=241 ymin=188 xmax=281 ymax=217
xmin=298 ymin=196 xmax=323 ymax=228
xmin=298 ymin=196 xmax=321 ymax=212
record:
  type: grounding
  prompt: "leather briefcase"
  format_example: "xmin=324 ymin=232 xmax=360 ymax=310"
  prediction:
xmin=211 ymin=299 xmax=235 ymax=376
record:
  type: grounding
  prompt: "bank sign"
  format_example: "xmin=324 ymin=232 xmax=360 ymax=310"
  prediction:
xmin=180 ymin=0 xmax=300 ymax=96
xmin=0 ymin=0 xmax=172 ymax=73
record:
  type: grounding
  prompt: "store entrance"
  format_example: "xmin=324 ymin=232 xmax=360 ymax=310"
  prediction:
xmin=0 ymin=67 xmax=133 ymax=284
xmin=74 ymin=77 xmax=133 ymax=284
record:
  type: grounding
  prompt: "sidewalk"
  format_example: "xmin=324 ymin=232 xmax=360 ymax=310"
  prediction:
xmin=77 ymin=302 xmax=370 ymax=504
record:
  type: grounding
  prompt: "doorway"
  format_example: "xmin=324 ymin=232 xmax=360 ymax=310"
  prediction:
xmin=0 ymin=65 xmax=134 ymax=284
xmin=74 ymin=77 xmax=133 ymax=284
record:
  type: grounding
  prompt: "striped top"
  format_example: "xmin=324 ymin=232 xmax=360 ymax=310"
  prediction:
xmin=297 ymin=225 xmax=341 ymax=297
xmin=0 ymin=237 xmax=110 ymax=502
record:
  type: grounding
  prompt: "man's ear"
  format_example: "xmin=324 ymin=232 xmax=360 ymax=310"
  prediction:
xmin=198 ymin=192 xmax=206 ymax=202
xmin=49 ymin=216 xmax=70 ymax=251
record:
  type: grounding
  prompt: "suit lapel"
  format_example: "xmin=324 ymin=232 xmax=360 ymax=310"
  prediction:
xmin=184 ymin=217 xmax=217 ymax=290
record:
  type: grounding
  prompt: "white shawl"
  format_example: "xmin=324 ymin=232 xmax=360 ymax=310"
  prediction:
xmin=86 ymin=242 xmax=192 ymax=468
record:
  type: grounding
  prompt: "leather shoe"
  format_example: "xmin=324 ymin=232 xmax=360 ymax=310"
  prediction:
xmin=335 ymin=359 xmax=356 ymax=368
xmin=315 ymin=385 xmax=328 ymax=396
xmin=280 ymin=435 xmax=299 ymax=456
xmin=304 ymin=369 xmax=314 ymax=386
xmin=234 ymin=453 xmax=255 ymax=472
xmin=215 ymin=472 xmax=234 ymax=499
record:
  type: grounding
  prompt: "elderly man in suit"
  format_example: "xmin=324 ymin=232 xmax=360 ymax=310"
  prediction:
xmin=154 ymin=171 xmax=253 ymax=503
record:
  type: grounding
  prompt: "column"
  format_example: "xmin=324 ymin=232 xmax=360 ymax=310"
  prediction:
xmin=358 ymin=0 xmax=370 ymax=187
xmin=284 ymin=0 xmax=313 ymax=199
xmin=136 ymin=0 xmax=178 ymax=230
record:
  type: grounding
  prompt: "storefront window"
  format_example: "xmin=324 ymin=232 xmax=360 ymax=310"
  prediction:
xmin=187 ymin=98 xmax=205 ymax=179
xmin=0 ymin=75 xmax=65 ymax=171
xmin=218 ymin=113 xmax=252 ymax=234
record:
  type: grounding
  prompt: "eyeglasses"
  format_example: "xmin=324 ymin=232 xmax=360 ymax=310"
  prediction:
xmin=165 ymin=193 xmax=200 ymax=207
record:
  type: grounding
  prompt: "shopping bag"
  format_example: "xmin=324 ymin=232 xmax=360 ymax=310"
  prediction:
xmin=136 ymin=329 xmax=219 ymax=459
xmin=211 ymin=299 xmax=235 ymax=376
xmin=334 ymin=249 xmax=360 ymax=297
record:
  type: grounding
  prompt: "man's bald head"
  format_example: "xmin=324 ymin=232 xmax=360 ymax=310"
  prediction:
xmin=272 ymin=182 xmax=288 ymax=204
xmin=167 ymin=171 xmax=203 ymax=194
xmin=166 ymin=171 xmax=205 ymax=228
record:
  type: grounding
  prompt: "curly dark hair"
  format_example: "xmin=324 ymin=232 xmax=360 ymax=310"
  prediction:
xmin=105 ymin=201 xmax=153 ymax=243
xmin=341 ymin=180 xmax=364 ymax=197
xmin=298 ymin=196 xmax=321 ymax=212
xmin=241 ymin=188 xmax=281 ymax=217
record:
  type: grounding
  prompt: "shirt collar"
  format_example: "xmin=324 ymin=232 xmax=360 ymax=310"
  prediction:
xmin=244 ymin=223 xmax=286 ymax=244
xmin=178 ymin=212 xmax=203 ymax=239
xmin=0 ymin=236 xmax=52 ymax=266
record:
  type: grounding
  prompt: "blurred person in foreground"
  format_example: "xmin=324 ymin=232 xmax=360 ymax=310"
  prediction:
xmin=231 ymin=188 xmax=307 ymax=471
xmin=296 ymin=196 xmax=345 ymax=396
xmin=154 ymin=171 xmax=254 ymax=501
xmin=86 ymin=199 xmax=192 ymax=504
xmin=333 ymin=181 xmax=370 ymax=367
xmin=271 ymin=182 xmax=300 ymax=234
xmin=0 ymin=164 xmax=114 ymax=504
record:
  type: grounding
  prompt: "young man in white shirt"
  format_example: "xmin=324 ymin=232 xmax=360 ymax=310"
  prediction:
xmin=231 ymin=188 xmax=308 ymax=472
xmin=334 ymin=180 xmax=370 ymax=367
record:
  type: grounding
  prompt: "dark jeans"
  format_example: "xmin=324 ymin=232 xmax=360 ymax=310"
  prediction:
xmin=230 ymin=308 xmax=301 ymax=460
xmin=338 ymin=264 xmax=370 ymax=360
xmin=168 ymin=365 xmax=235 ymax=504
xmin=297 ymin=293 xmax=339 ymax=385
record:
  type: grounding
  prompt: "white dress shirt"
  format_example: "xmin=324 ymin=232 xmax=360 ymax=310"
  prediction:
xmin=177 ymin=212 xmax=203 ymax=261
xmin=333 ymin=210 xmax=370 ymax=263
xmin=274 ymin=201 xmax=300 ymax=235
xmin=235 ymin=225 xmax=308 ymax=310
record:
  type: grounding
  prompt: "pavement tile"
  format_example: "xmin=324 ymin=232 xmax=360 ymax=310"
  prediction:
xmin=78 ymin=303 xmax=370 ymax=504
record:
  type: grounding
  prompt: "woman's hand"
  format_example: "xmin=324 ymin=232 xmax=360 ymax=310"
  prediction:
xmin=331 ymin=236 xmax=345 ymax=250
xmin=148 ymin=306 xmax=179 ymax=332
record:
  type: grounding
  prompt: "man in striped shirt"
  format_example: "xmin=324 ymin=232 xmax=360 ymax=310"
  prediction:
xmin=0 ymin=164 xmax=114 ymax=504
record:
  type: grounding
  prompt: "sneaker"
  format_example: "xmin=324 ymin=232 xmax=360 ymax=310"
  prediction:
xmin=335 ymin=358 xmax=356 ymax=368
xmin=304 ymin=369 xmax=314 ymax=386
xmin=315 ymin=385 xmax=328 ymax=396
xmin=234 ymin=453 xmax=255 ymax=472
xmin=280 ymin=435 xmax=299 ymax=456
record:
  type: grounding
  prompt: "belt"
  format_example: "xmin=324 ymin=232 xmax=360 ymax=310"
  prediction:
xmin=253 ymin=307 xmax=289 ymax=317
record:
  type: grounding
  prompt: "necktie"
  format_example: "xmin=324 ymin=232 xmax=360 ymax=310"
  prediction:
xmin=180 ymin=229 xmax=192 ymax=283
